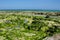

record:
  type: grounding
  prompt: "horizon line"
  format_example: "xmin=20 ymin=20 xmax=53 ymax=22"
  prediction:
xmin=0 ymin=9 xmax=60 ymax=10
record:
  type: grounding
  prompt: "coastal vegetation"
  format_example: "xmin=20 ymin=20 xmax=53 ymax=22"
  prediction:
xmin=0 ymin=11 xmax=60 ymax=40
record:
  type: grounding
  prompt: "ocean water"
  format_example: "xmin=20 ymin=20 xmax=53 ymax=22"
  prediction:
xmin=0 ymin=9 xmax=60 ymax=12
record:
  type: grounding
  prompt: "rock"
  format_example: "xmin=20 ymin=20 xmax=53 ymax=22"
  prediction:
xmin=43 ymin=33 xmax=60 ymax=40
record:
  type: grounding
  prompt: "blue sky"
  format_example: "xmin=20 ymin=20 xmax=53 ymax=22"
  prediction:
xmin=0 ymin=0 xmax=60 ymax=10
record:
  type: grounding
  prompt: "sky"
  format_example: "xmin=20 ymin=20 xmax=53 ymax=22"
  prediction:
xmin=0 ymin=0 xmax=60 ymax=10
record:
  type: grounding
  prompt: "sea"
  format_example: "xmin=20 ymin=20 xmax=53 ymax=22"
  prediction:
xmin=0 ymin=9 xmax=60 ymax=12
